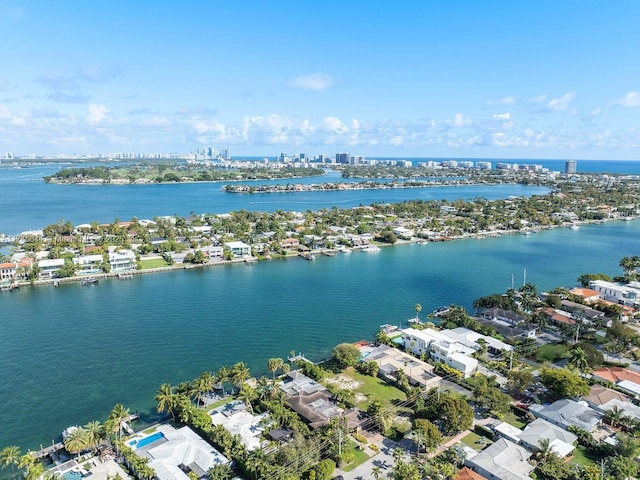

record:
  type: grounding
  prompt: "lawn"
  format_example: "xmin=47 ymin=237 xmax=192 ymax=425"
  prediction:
xmin=501 ymin=411 xmax=528 ymax=429
xmin=140 ymin=258 xmax=171 ymax=269
xmin=335 ymin=367 xmax=407 ymax=410
xmin=570 ymin=445 xmax=604 ymax=467
xmin=341 ymin=440 xmax=372 ymax=472
xmin=459 ymin=431 xmax=493 ymax=451
xmin=536 ymin=344 xmax=570 ymax=363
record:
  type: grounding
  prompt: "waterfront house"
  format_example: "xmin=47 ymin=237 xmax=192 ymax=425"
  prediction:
xmin=38 ymin=258 xmax=65 ymax=279
xmin=280 ymin=237 xmax=300 ymax=251
xmin=588 ymin=280 xmax=640 ymax=307
xmin=199 ymin=245 xmax=223 ymax=259
xmin=402 ymin=328 xmax=478 ymax=378
xmin=224 ymin=241 xmax=251 ymax=258
xmin=209 ymin=401 xmax=268 ymax=451
xmin=481 ymin=308 xmax=526 ymax=326
xmin=0 ymin=257 xmax=32 ymax=281
xmin=440 ymin=327 xmax=514 ymax=356
xmin=73 ymin=254 xmax=103 ymax=275
xmin=529 ymin=399 xmax=601 ymax=432
xmin=132 ymin=424 xmax=229 ymax=480
xmin=392 ymin=226 xmax=414 ymax=239
xmin=107 ymin=247 xmax=137 ymax=272
xmin=360 ymin=344 xmax=441 ymax=390
xmin=569 ymin=287 xmax=603 ymax=303
xmin=464 ymin=438 xmax=534 ymax=480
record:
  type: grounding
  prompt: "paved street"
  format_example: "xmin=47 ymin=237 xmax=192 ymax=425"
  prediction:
xmin=336 ymin=437 xmax=413 ymax=480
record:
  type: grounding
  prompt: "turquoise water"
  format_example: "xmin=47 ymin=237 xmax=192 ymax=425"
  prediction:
xmin=1 ymin=220 xmax=639 ymax=450
xmin=62 ymin=471 xmax=83 ymax=480
xmin=129 ymin=431 xmax=165 ymax=449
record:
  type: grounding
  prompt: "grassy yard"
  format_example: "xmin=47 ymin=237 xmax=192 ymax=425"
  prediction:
xmin=341 ymin=440 xmax=372 ymax=472
xmin=459 ymin=431 xmax=493 ymax=451
xmin=140 ymin=258 xmax=171 ymax=269
xmin=335 ymin=367 xmax=407 ymax=411
xmin=570 ymin=445 xmax=604 ymax=467
xmin=536 ymin=343 xmax=570 ymax=363
xmin=501 ymin=411 xmax=528 ymax=429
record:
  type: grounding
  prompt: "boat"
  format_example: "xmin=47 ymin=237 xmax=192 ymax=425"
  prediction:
xmin=362 ymin=245 xmax=381 ymax=253
xmin=569 ymin=224 xmax=580 ymax=230
xmin=81 ymin=277 xmax=98 ymax=286
xmin=323 ymin=250 xmax=337 ymax=257
xmin=379 ymin=324 xmax=399 ymax=334
xmin=523 ymin=229 xmax=532 ymax=236
xmin=340 ymin=248 xmax=352 ymax=254
xmin=299 ymin=252 xmax=315 ymax=261
xmin=416 ymin=239 xmax=429 ymax=244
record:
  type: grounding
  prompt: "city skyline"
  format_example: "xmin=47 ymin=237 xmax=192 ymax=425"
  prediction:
xmin=1 ymin=1 xmax=639 ymax=159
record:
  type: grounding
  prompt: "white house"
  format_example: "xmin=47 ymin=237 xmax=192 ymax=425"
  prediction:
xmin=73 ymin=254 xmax=103 ymax=275
xmin=402 ymin=328 xmax=478 ymax=378
xmin=589 ymin=280 xmax=640 ymax=306
xmin=38 ymin=258 xmax=65 ymax=279
xmin=133 ymin=424 xmax=229 ymax=480
xmin=440 ymin=327 xmax=514 ymax=356
xmin=108 ymin=247 xmax=137 ymax=272
xmin=224 ymin=241 xmax=251 ymax=258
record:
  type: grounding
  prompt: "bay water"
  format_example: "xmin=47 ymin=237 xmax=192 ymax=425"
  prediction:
xmin=1 ymin=159 xmax=640 ymax=451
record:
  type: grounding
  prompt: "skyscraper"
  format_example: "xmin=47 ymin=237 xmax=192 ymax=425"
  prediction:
xmin=565 ymin=160 xmax=577 ymax=174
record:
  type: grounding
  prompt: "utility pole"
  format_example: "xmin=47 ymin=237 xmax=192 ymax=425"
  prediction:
xmin=338 ymin=427 xmax=343 ymax=456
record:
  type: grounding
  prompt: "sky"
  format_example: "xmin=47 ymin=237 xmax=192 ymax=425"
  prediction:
xmin=1 ymin=1 xmax=639 ymax=160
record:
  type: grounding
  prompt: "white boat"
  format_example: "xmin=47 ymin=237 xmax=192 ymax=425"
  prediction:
xmin=570 ymin=224 xmax=580 ymax=230
xmin=340 ymin=248 xmax=352 ymax=254
xmin=362 ymin=245 xmax=381 ymax=253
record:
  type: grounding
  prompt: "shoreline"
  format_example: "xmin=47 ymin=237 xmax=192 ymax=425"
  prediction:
xmin=4 ymin=216 xmax=631 ymax=292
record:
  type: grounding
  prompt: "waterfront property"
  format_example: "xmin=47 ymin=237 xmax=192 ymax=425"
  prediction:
xmin=131 ymin=424 xmax=229 ymax=480
xmin=73 ymin=254 xmax=103 ymax=275
xmin=359 ymin=343 xmax=442 ymax=389
xmin=223 ymin=241 xmax=251 ymax=258
xmin=107 ymin=247 xmax=137 ymax=272
xmin=209 ymin=400 xmax=268 ymax=451
xmin=402 ymin=327 xmax=478 ymax=378
xmin=38 ymin=258 xmax=65 ymax=278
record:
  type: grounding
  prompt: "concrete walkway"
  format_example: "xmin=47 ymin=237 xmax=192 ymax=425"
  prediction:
xmin=427 ymin=429 xmax=471 ymax=459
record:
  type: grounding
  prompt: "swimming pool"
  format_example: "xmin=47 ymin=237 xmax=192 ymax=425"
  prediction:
xmin=129 ymin=431 xmax=165 ymax=449
xmin=63 ymin=471 xmax=83 ymax=480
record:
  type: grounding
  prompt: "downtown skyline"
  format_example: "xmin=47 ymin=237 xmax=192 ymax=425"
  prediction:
xmin=1 ymin=1 xmax=639 ymax=159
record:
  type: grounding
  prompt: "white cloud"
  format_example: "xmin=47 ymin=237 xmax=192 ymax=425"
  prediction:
xmin=493 ymin=112 xmax=511 ymax=121
xmin=86 ymin=103 xmax=108 ymax=124
xmin=613 ymin=91 xmax=640 ymax=107
xmin=320 ymin=116 xmax=348 ymax=133
xmin=290 ymin=73 xmax=335 ymax=91
xmin=547 ymin=92 xmax=576 ymax=112
xmin=451 ymin=113 xmax=471 ymax=127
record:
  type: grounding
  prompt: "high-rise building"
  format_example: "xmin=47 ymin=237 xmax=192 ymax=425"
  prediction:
xmin=565 ymin=160 xmax=577 ymax=174
xmin=336 ymin=152 xmax=350 ymax=164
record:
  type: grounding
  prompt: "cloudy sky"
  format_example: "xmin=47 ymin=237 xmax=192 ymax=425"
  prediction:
xmin=1 ymin=1 xmax=639 ymax=159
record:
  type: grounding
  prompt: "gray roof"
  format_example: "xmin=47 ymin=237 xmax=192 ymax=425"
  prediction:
xmin=529 ymin=399 xmax=602 ymax=432
xmin=518 ymin=418 xmax=577 ymax=448
xmin=466 ymin=438 xmax=534 ymax=480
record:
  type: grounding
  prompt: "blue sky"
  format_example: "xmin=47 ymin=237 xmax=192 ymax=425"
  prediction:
xmin=1 ymin=1 xmax=639 ymax=159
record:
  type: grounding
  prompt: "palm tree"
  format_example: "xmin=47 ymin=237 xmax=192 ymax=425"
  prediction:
xmin=267 ymin=358 xmax=284 ymax=381
xmin=246 ymin=447 xmax=270 ymax=479
xmin=64 ymin=427 xmax=87 ymax=457
xmin=238 ymin=383 xmax=258 ymax=413
xmin=214 ymin=366 xmax=231 ymax=396
xmin=84 ymin=421 xmax=104 ymax=452
xmin=605 ymin=405 xmax=628 ymax=429
xmin=155 ymin=383 xmax=178 ymax=420
xmin=568 ymin=347 xmax=590 ymax=372
xmin=106 ymin=403 xmax=130 ymax=453
xmin=535 ymin=437 xmax=554 ymax=462
xmin=414 ymin=303 xmax=422 ymax=320
xmin=230 ymin=362 xmax=250 ymax=392
xmin=0 ymin=445 xmax=21 ymax=472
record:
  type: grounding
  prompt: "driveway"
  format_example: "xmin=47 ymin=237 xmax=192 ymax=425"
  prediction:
xmin=336 ymin=437 xmax=412 ymax=480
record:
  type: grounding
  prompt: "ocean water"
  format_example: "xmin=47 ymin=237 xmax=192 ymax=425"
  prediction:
xmin=1 ymin=157 xmax=640 ymax=452
xmin=1 ymin=221 xmax=639 ymax=450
